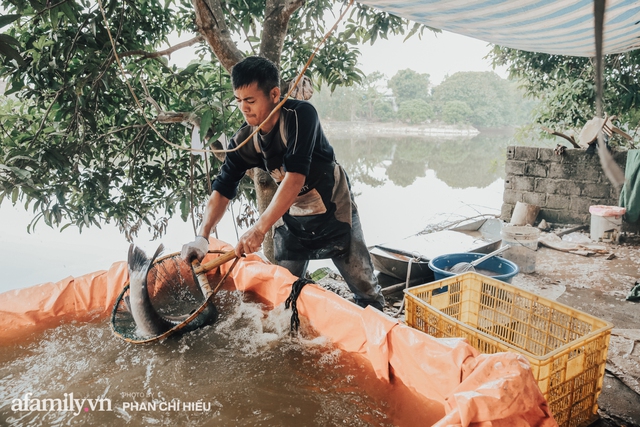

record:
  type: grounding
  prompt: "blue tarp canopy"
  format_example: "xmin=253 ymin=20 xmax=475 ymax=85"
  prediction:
xmin=359 ymin=0 xmax=640 ymax=56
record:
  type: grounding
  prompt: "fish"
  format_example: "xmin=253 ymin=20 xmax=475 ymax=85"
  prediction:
xmin=127 ymin=243 xmax=218 ymax=338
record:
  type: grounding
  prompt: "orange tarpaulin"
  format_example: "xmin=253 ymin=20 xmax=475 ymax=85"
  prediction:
xmin=0 ymin=238 xmax=556 ymax=427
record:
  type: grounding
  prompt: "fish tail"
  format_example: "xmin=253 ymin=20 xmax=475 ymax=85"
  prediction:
xmin=128 ymin=243 xmax=150 ymax=273
xmin=151 ymin=244 xmax=164 ymax=264
xmin=128 ymin=243 xmax=165 ymax=273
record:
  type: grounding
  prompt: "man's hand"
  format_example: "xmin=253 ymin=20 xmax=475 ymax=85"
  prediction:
xmin=234 ymin=171 xmax=305 ymax=256
xmin=181 ymin=236 xmax=209 ymax=262
xmin=235 ymin=226 xmax=266 ymax=256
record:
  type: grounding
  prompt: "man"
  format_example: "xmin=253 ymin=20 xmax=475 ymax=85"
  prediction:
xmin=181 ymin=56 xmax=384 ymax=310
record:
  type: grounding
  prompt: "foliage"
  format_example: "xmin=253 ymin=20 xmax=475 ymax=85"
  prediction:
xmin=311 ymin=68 xmax=532 ymax=128
xmin=387 ymin=68 xmax=431 ymax=103
xmin=310 ymin=71 xmax=396 ymax=122
xmin=397 ymin=99 xmax=433 ymax=124
xmin=431 ymin=71 xmax=533 ymax=128
xmin=440 ymin=100 xmax=472 ymax=125
xmin=359 ymin=71 xmax=395 ymax=122
xmin=372 ymin=99 xmax=395 ymax=122
xmin=489 ymin=46 xmax=640 ymax=145
xmin=310 ymin=84 xmax=361 ymax=121
xmin=0 ymin=13 xmax=23 ymax=66
xmin=0 ymin=0 xmax=430 ymax=238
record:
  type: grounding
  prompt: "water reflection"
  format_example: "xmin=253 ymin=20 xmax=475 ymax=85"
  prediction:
xmin=329 ymin=132 xmax=515 ymax=189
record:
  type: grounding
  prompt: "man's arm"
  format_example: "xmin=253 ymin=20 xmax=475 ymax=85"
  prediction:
xmin=235 ymin=171 xmax=305 ymax=256
xmin=181 ymin=190 xmax=231 ymax=261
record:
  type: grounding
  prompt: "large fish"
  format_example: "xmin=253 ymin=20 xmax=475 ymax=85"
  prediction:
xmin=127 ymin=244 xmax=218 ymax=337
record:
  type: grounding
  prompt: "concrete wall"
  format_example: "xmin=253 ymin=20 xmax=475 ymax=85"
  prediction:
xmin=502 ymin=146 xmax=628 ymax=225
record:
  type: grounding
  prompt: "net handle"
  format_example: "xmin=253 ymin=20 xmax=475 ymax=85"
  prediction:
xmin=191 ymin=249 xmax=238 ymax=300
xmin=193 ymin=249 xmax=237 ymax=276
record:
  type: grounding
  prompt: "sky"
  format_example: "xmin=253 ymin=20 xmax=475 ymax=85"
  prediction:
xmin=166 ymin=27 xmax=508 ymax=87
xmin=354 ymin=30 xmax=508 ymax=85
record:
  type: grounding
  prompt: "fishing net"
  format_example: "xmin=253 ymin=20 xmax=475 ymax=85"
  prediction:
xmin=110 ymin=250 xmax=239 ymax=344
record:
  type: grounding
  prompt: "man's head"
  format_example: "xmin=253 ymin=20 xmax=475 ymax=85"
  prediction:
xmin=231 ymin=56 xmax=282 ymax=129
xmin=231 ymin=56 xmax=280 ymax=96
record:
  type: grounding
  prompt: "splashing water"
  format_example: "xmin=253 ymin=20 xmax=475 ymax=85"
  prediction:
xmin=0 ymin=291 xmax=443 ymax=426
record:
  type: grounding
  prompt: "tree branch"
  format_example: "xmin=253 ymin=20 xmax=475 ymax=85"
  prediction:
xmin=283 ymin=0 xmax=304 ymax=16
xmin=157 ymin=111 xmax=198 ymax=126
xmin=193 ymin=0 xmax=244 ymax=73
xmin=118 ymin=35 xmax=205 ymax=61
xmin=260 ymin=0 xmax=303 ymax=63
xmin=541 ymin=126 xmax=581 ymax=148
xmin=28 ymin=89 xmax=63 ymax=149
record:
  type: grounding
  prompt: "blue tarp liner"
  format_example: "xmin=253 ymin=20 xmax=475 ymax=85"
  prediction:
xmin=359 ymin=0 xmax=640 ymax=56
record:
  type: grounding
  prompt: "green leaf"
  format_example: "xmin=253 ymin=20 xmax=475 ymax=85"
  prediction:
xmin=205 ymin=133 xmax=222 ymax=147
xmin=0 ymin=34 xmax=19 ymax=46
xmin=180 ymin=196 xmax=189 ymax=221
xmin=11 ymin=186 xmax=19 ymax=204
xmin=0 ymin=14 xmax=20 ymax=29
xmin=180 ymin=63 xmax=199 ymax=76
xmin=59 ymin=3 xmax=77 ymax=24
xmin=199 ymin=110 xmax=213 ymax=141
xmin=0 ymin=41 xmax=25 ymax=66
xmin=50 ymin=8 xmax=59 ymax=31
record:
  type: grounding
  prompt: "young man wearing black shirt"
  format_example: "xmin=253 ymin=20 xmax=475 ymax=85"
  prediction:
xmin=181 ymin=56 xmax=384 ymax=310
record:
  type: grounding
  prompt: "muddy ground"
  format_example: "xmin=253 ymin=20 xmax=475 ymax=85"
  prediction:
xmin=512 ymin=232 xmax=640 ymax=427
xmin=317 ymin=231 xmax=640 ymax=427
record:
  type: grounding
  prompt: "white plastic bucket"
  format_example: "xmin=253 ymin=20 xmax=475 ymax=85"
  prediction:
xmin=589 ymin=205 xmax=625 ymax=242
xmin=501 ymin=225 xmax=540 ymax=274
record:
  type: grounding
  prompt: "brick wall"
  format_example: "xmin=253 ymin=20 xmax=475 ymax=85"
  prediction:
xmin=502 ymin=146 xmax=629 ymax=225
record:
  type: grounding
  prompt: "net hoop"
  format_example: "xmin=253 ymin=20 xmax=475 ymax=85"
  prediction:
xmin=110 ymin=250 xmax=240 ymax=344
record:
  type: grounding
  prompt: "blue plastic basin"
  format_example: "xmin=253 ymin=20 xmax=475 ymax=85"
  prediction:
xmin=428 ymin=252 xmax=519 ymax=283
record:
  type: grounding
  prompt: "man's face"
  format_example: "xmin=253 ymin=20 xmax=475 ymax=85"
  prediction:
xmin=234 ymin=82 xmax=279 ymax=127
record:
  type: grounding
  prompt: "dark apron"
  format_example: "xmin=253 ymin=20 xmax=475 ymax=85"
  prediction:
xmin=273 ymin=162 xmax=352 ymax=261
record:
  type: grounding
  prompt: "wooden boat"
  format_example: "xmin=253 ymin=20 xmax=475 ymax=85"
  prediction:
xmin=370 ymin=216 xmax=503 ymax=283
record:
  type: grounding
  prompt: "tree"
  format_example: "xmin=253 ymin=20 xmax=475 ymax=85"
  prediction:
xmin=387 ymin=68 xmax=431 ymax=103
xmin=309 ymin=84 xmax=361 ymax=122
xmin=431 ymin=71 xmax=531 ymax=128
xmin=0 ymin=0 xmax=431 ymax=260
xmin=488 ymin=46 xmax=640 ymax=144
xmin=397 ymin=99 xmax=433 ymax=124
xmin=440 ymin=100 xmax=472 ymax=124
xmin=359 ymin=71 xmax=394 ymax=122
xmin=310 ymin=71 xmax=395 ymax=122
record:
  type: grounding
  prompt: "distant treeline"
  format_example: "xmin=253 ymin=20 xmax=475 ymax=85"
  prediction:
xmin=310 ymin=69 xmax=537 ymax=129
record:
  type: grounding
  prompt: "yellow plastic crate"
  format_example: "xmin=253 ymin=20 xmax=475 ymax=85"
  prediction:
xmin=404 ymin=272 xmax=613 ymax=427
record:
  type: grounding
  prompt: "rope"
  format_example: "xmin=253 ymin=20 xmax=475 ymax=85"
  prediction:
xmin=393 ymin=253 xmax=422 ymax=318
xmin=285 ymin=278 xmax=314 ymax=333
xmin=96 ymin=0 xmax=355 ymax=155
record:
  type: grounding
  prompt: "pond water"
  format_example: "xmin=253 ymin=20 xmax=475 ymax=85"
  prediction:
xmin=0 ymin=291 xmax=443 ymax=426
xmin=330 ymin=130 xmax=513 ymax=243
xmin=0 ymin=130 xmax=523 ymax=293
